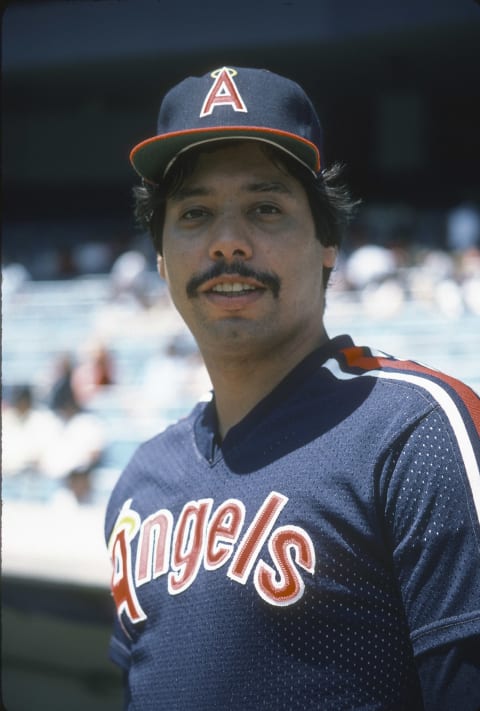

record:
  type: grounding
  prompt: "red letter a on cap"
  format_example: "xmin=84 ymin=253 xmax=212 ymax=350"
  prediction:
xmin=200 ymin=67 xmax=247 ymax=117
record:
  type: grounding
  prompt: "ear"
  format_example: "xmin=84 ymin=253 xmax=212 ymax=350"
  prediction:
xmin=322 ymin=245 xmax=337 ymax=269
xmin=157 ymin=254 xmax=166 ymax=280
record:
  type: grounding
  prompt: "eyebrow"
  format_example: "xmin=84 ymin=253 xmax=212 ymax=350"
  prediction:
xmin=171 ymin=186 xmax=211 ymax=202
xmin=246 ymin=181 xmax=292 ymax=195
xmin=172 ymin=181 xmax=292 ymax=202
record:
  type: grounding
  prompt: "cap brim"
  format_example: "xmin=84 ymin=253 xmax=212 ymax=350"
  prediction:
xmin=130 ymin=126 xmax=321 ymax=183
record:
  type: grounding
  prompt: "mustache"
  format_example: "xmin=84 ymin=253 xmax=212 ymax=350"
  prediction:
xmin=186 ymin=261 xmax=281 ymax=299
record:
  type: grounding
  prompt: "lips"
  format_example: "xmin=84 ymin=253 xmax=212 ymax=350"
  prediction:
xmin=200 ymin=275 xmax=266 ymax=296
xmin=212 ymin=282 xmax=257 ymax=294
xmin=186 ymin=262 xmax=281 ymax=299
xmin=200 ymin=275 xmax=266 ymax=311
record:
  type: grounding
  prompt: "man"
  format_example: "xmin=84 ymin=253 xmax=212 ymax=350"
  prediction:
xmin=105 ymin=66 xmax=480 ymax=710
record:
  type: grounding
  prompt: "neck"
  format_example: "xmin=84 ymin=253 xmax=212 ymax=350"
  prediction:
xmin=202 ymin=330 xmax=330 ymax=440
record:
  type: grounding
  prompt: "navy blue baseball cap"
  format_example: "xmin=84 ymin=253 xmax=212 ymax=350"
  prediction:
xmin=130 ymin=66 xmax=323 ymax=184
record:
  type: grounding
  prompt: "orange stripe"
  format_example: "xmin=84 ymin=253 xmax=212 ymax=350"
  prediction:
xmin=341 ymin=347 xmax=480 ymax=437
xmin=130 ymin=126 xmax=321 ymax=171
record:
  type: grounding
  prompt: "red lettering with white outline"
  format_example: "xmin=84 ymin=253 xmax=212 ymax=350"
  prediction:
xmin=200 ymin=67 xmax=247 ymax=117
xmin=108 ymin=499 xmax=147 ymax=625
xmin=228 ymin=491 xmax=288 ymax=584
xmin=136 ymin=509 xmax=173 ymax=586
xmin=169 ymin=499 xmax=213 ymax=595
xmin=108 ymin=492 xmax=316 ymax=626
xmin=205 ymin=498 xmax=245 ymax=570
xmin=253 ymin=525 xmax=316 ymax=606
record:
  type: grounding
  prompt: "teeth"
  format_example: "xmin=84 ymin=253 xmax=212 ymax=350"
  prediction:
xmin=212 ymin=282 xmax=256 ymax=293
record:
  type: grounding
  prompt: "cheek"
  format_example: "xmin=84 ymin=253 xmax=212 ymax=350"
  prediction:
xmin=160 ymin=235 xmax=190 ymax=283
xmin=160 ymin=248 xmax=198 ymax=310
xmin=287 ymin=244 xmax=327 ymax=300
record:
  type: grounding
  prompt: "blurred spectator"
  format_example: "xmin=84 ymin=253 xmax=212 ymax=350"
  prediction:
xmin=71 ymin=343 xmax=115 ymax=405
xmin=47 ymin=353 xmax=76 ymax=409
xmin=460 ymin=248 xmax=480 ymax=315
xmin=2 ymin=261 xmax=31 ymax=301
xmin=41 ymin=385 xmax=106 ymax=480
xmin=360 ymin=277 xmax=406 ymax=319
xmin=72 ymin=241 xmax=113 ymax=274
xmin=2 ymin=385 xmax=59 ymax=477
xmin=447 ymin=203 xmax=480 ymax=253
xmin=434 ymin=278 xmax=464 ymax=319
xmin=51 ymin=465 xmax=95 ymax=509
xmin=407 ymin=248 xmax=456 ymax=308
xmin=344 ymin=244 xmax=399 ymax=291
xmin=109 ymin=249 xmax=151 ymax=307
xmin=47 ymin=346 xmax=115 ymax=407
xmin=142 ymin=335 xmax=211 ymax=411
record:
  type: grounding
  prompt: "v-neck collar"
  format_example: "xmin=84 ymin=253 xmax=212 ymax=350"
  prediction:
xmin=194 ymin=335 xmax=353 ymax=463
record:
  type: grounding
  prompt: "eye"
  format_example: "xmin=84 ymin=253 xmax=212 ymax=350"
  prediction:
xmin=252 ymin=203 xmax=282 ymax=216
xmin=181 ymin=207 xmax=210 ymax=221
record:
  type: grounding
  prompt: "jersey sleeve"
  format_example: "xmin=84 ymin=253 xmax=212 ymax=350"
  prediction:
xmin=109 ymin=613 xmax=133 ymax=671
xmin=414 ymin=638 xmax=480 ymax=711
xmin=382 ymin=403 xmax=480 ymax=704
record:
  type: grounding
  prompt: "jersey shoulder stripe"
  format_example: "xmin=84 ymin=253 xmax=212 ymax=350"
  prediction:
xmin=333 ymin=344 xmax=479 ymax=434
xmin=324 ymin=344 xmax=480 ymax=524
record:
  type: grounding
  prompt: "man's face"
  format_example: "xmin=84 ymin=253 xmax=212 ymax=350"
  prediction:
xmin=159 ymin=142 xmax=336 ymax=363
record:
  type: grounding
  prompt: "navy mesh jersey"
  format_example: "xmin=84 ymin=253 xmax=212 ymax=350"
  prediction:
xmin=105 ymin=335 xmax=480 ymax=710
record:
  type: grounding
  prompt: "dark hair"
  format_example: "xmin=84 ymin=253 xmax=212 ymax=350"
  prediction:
xmin=133 ymin=141 xmax=360 ymax=285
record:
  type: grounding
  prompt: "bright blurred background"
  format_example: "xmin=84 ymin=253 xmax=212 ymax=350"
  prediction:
xmin=2 ymin=1 xmax=480 ymax=708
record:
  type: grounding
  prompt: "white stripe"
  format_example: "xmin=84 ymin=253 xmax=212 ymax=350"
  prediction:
xmin=324 ymin=358 xmax=480 ymax=523
xmin=324 ymin=357 xmax=359 ymax=381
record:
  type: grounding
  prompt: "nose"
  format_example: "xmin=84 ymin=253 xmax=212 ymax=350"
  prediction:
xmin=208 ymin=216 xmax=253 ymax=262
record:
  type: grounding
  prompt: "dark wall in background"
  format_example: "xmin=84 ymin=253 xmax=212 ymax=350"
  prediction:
xmin=3 ymin=1 xmax=480 ymax=247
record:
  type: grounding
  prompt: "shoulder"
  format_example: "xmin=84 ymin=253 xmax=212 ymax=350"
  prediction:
xmin=323 ymin=341 xmax=479 ymax=430
xmin=323 ymin=341 xmax=480 ymax=523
